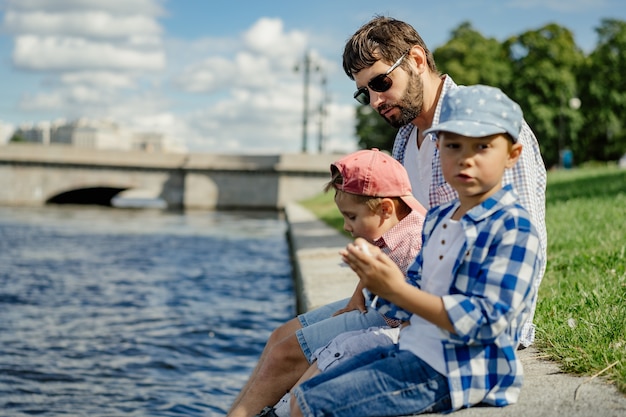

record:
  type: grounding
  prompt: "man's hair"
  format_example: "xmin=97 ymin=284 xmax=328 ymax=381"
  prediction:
xmin=343 ymin=16 xmax=438 ymax=80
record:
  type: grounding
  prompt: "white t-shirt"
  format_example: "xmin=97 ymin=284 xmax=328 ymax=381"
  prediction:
xmin=404 ymin=127 xmax=435 ymax=208
xmin=399 ymin=210 xmax=464 ymax=375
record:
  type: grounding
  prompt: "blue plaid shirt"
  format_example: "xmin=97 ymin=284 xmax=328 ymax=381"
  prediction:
xmin=391 ymin=76 xmax=547 ymax=347
xmin=375 ymin=185 xmax=541 ymax=409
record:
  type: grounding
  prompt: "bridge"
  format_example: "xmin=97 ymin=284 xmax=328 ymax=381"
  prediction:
xmin=0 ymin=143 xmax=345 ymax=210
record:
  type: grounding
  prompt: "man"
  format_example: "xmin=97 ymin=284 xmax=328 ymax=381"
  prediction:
xmin=228 ymin=16 xmax=547 ymax=417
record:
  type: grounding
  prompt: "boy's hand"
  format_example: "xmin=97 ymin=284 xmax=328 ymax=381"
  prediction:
xmin=340 ymin=238 xmax=406 ymax=301
xmin=332 ymin=290 xmax=367 ymax=316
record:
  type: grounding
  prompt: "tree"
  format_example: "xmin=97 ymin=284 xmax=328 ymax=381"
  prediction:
xmin=578 ymin=19 xmax=626 ymax=162
xmin=9 ymin=133 xmax=25 ymax=143
xmin=434 ymin=22 xmax=512 ymax=88
xmin=352 ymin=20 xmax=626 ymax=165
xmin=354 ymin=104 xmax=397 ymax=152
xmin=503 ymin=24 xmax=585 ymax=168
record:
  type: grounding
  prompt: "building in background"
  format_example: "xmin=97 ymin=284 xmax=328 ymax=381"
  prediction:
xmin=10 ymin=118 xmax=183 ymax=153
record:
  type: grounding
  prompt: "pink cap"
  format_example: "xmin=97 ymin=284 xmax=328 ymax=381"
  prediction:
xmin=331 ymin=149 xmax=426 ymax=216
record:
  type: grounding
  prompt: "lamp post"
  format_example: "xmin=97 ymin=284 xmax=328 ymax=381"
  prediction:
xmin=317 ymin=74 xmax=329 ymax=153
xmin=294 ymin=51 xmax=321 ymax=153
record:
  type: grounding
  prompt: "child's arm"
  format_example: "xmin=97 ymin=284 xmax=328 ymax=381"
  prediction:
xmin=332 ymin=280 xmax=368 ymax=315
xmin=442 ymin=216 xmax=541 ymax=342
xmin=341 ymin=239 xmax=455 ymax=333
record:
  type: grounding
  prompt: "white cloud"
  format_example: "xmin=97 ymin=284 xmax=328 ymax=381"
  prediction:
xmin=5 ymin=0 xmax=165 ymax=16
xmin=162 ymin=15 xmax=357 ymax=153
xmin=18 ymin=91 xmax=66 ymax=111
xmin=14 ymin=35 xmax=165 ymax=71
xmin=243 ymin=18 xmax=308 ymax=58
xmin=60 ymin=71 xmax=138 ymax=89
xmin=2 ymin=0 xmax=357 ymax=154
xmin=3 ymin=10 xmax=162 ymax=39
xmin=173 ymin=52 xmax=285 ymax=94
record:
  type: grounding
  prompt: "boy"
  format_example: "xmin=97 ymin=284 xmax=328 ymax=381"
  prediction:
xmin=324 ymin=148 xmax=426 ymax=277
xmin=289 ymin=85 xmax=543 ymax=417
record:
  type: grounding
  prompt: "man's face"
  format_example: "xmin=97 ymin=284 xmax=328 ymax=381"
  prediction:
xmin=353 ymin=58 xmax=423 ymax=128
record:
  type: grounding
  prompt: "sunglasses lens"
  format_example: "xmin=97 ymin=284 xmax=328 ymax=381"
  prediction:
xmin=369 ymin=74 xmax=392 ymax=92
xmin=354 ymin=88 xmax=370 ymax=105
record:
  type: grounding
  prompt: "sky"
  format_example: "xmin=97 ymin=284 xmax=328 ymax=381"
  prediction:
xmin=0 ymin=0 xmax=624 ymax=155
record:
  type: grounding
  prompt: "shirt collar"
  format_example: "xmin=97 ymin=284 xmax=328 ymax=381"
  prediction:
xmin=374 ymin=210 xmax=423 ymax=251
xmin=463 ymin=184 xmax=518 ymax=222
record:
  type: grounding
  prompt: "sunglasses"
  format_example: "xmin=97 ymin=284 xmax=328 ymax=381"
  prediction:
xmin=353 ymin=50 xmax=409 ymax=105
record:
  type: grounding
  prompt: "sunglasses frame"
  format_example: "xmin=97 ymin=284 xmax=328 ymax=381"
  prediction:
xmin=353 ymin=49 xmax=410 ymax=105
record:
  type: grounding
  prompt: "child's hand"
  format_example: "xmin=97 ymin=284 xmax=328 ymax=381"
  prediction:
xmin=339 ymin=238 xmax=376 ymax=263
xmin=333 ymin=290 xmax=367 ymax=316
xmin=341 ymin=238 xmax=405 ymax=301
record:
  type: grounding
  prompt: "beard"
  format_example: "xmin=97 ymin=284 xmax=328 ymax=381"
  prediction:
xmin=379 ymin=75 xmax=424 ymax=128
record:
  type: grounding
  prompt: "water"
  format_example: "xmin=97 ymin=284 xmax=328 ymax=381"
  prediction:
xmin=0 ymin=205 xmax=295 ymax=416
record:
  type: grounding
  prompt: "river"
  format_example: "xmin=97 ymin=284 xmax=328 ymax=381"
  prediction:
xmin=0 ymin=205 xmax=294 ymax=416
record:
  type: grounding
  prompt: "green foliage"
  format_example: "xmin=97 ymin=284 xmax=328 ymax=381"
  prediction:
xmin=355 ymin=104 xmax=397 ymax=152
xmin=9 ymin=134 xmax=25 ymax=143
xmin=298 ymin=192 xmax=350 ymax=237
xmin=578 ymin=19 xmax=626 ymax=162
xmin=353 ymin=20 xmax=626 ymax=166
xmin=502 ymin=23 xmax=585 ymax=168
xmin=434 ymin=22 xmax=513 ymax=88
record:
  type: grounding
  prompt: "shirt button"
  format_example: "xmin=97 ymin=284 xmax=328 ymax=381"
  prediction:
xmin=439 ymin=255 xmax=443 ymax=260
xmin=441 ymin=240 xmax=446 ymax=245
xmin=334 ymin=353 xmax=341 ymax=357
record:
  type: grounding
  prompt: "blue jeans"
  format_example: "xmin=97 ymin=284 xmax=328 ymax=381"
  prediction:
xmin=296 ymin=298 xmax=388 ymax=363
xmin=292 ymin=345 xmax=452 ymax=417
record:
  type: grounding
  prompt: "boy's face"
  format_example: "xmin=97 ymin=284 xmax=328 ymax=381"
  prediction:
xmin=437 ymin=132 xmax=521 ymax=204
xmin=334 ymin=194 xmax=386 ymax=242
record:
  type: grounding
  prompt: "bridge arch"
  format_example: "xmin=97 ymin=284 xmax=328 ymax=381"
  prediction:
xmin=46 ymin=186 xmax=127 ymax=206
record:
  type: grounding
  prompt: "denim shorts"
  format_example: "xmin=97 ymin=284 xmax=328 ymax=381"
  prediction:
xmin=292 ymin=345 xmax=452 ymax=417
xmin=296 ymin=298 xmax=388 ymax=363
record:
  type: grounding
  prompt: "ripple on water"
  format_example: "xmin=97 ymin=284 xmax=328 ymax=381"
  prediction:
xmin=0 ymin=206 xmax=294 ymax=416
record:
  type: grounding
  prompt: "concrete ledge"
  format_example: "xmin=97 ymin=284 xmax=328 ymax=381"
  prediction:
xmin=285 ymin=202 xmax=355 ymax=314
xmin=284 ymin=202 xmax=626 ymax=417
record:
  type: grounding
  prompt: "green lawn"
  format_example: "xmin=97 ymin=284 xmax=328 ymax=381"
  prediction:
xmin=299 ymin=164 xmax=626 ymax=393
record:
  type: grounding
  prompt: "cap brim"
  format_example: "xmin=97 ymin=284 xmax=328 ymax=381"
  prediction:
xmin=423 ymin=120 xmax=508 ymax=139
xmin=401 ymin=195 xmax=427 ymax=216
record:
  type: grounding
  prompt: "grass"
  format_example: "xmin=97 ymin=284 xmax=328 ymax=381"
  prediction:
xmin=299 ymin=163 xmax=626 ymax=393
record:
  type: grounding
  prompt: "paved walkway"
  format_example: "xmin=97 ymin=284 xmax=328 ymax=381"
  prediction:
xmin=284 ymin=202 xmax=626 ymax=417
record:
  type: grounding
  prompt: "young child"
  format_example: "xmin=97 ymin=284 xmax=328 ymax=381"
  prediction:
xmin=264 ymin=148 xmax=426 ymax=417
xmin=325 ymin=148 xmax=426 ymax=278
xmin=289 ymin=85 xmax=543 ymax=417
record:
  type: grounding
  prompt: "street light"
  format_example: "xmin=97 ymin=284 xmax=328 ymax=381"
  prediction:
xmin=294 ymin=51 xmax=321 ymax=153
xmin=317 ymin=74 xmax=330 ymax=153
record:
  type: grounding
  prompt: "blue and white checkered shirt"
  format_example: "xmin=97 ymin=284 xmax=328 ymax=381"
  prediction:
xmin=391 ymin=76 xmax=547 ymax=347
xmin=388 ymin=185 xmax=541 ymax=410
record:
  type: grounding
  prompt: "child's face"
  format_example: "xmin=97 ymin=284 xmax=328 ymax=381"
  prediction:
xmin=437 ymin=132 xmax=521 ymax=204
xmin=334 ymin=194 xmax=386 ymax=242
